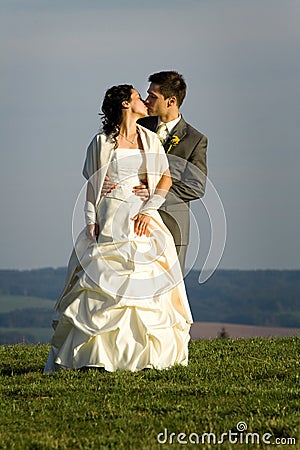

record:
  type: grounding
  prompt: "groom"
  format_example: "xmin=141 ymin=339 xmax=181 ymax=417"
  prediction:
xmin=138 ymin=71 xmax=208 ymax=272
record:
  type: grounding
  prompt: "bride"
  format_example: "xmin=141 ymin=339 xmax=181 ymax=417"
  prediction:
xmin=44 ymin=84 xmax=193 ymax=372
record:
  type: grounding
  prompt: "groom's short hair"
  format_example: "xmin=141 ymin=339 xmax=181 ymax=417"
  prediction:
xmin=148 ymin=71 xmax=187 ymax=107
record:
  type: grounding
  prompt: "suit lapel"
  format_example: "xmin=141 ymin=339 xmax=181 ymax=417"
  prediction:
xmin=163 ymin=116 xmax=188 ymax=153
xmin=139 ymin=116 xmax=158 ymax=133
xmin=149 ymin=116 xmax=159 ymax=132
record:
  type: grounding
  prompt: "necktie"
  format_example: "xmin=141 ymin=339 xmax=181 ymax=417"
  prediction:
xmin=156 ymin=123 xmax=168 ymax=144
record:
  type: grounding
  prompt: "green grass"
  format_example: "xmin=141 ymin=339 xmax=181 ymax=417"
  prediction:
xmin=0 ymin=338 xmax=299 ymax=449
xmin=0 ymin=294 xmax=54 ymax=313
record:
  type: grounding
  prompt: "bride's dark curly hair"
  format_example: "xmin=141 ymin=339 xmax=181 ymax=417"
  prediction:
xmin=101 ymin=84 xmax=133 ymax=140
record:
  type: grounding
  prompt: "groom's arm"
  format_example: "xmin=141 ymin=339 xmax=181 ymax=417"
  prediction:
xmin=169 ymin=134 xmax=208 ymax=202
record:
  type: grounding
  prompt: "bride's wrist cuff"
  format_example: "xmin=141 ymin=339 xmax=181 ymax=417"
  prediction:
xmin=84 ymin=200 xmax=96 ymax=225
xmin=139 ymin=194 xmax=165 ymax=214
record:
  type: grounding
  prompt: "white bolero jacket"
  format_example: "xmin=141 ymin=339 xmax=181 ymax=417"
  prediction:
xmin=82 ymin=124 xmax=169 ymax=208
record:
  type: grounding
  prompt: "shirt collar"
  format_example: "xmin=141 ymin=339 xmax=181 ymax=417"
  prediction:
xmin=157 ymin=114 xmax=181 ymax=134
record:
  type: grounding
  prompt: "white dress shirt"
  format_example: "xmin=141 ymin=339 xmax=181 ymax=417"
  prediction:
xmin=157 ymin=114 xmax=182 ymax=136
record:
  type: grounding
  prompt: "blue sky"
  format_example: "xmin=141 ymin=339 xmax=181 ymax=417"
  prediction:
xmin=1 ymin=0 xmax=299 ymax=271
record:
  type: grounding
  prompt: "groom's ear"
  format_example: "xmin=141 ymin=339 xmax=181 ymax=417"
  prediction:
xmin=167 ymin=96 xmax=177 ymax=107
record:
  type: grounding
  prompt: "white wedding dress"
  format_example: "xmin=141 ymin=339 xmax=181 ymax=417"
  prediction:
xmin=44 ymin=148 xmax=192 ymax=372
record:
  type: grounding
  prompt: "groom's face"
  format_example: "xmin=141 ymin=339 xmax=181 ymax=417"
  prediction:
xmin=144 ymin=83 xmax=168 ymax=117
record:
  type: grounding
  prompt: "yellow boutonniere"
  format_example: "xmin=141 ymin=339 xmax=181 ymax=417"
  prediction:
xmin=167 ymin=135 xmax=180 ymax=153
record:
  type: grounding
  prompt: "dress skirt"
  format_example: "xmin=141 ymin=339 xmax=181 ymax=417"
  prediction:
xmin=44 ymin=149 xmax=193 ymax=373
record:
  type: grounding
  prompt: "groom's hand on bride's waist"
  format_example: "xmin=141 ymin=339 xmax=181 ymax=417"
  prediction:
xmin=101 ymin=175 xmax=117 ymax=196
xmin=132 ymin=179 xmax=149 ymax=201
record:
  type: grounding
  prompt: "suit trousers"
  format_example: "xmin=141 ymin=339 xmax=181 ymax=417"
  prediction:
xmin=159 ymin=209 xmax=188 ymax=274
xmin=175 ymin=245 xmax=187 ymax=275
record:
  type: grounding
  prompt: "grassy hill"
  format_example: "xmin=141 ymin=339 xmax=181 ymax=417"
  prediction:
xmin=0 ymin=338 xmax=299 ymax=449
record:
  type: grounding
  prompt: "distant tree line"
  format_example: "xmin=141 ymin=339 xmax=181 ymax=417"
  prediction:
xmin=0 ymin=267 xmax=67 ymax=300
xmin=186 ymin=269 xmax=300 ymax=327
xmin=0 ymin=268 xmax=300 ymax=327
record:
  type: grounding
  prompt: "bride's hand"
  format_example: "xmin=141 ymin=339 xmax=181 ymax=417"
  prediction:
xmin=86 ymin=223 xmax=99 ymax=241
xmin=131 ymin=213 xmax=151 ymax=236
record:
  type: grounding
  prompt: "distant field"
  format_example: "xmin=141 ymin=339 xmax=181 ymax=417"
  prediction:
xmin=0 ymin=326 xmax=52 ymax=344
xmin=191 ymin=322 xmax=300 ymax=339
xmin=0 ymin=295 xmax=54 ymax=344
xmin=0 ymin=294 xmax=54 ymax=313
xmin=1 ymin=268 xmax=300 ymax=327
xmin=1 ymin=294 xmax=299 ymax=345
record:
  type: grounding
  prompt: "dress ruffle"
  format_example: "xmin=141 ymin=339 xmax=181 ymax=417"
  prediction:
xmin=45 ymin=289 xmax=190 ymax=372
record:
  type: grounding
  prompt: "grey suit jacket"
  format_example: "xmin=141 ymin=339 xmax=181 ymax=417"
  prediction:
xmin=138 ymin=116 xmax=208 ymax=246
